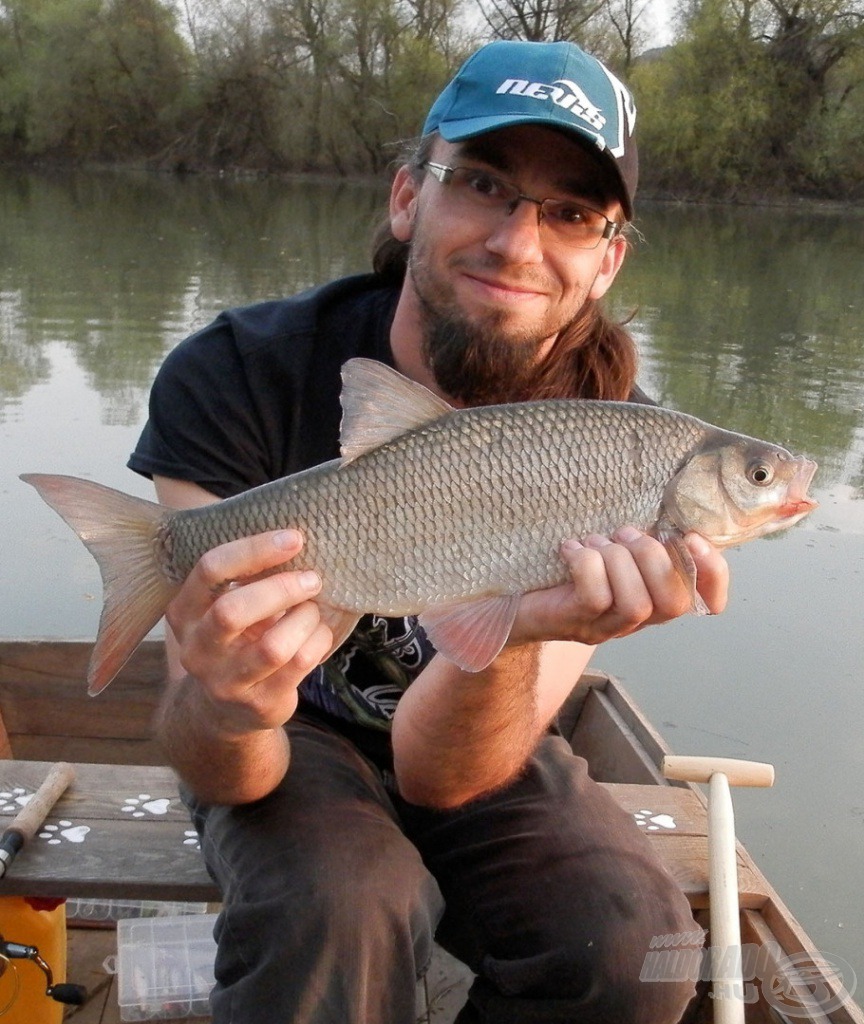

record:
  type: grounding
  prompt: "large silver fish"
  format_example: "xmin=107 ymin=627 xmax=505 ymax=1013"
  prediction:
xmin=22 ymin=358 xmax=817 ymax=695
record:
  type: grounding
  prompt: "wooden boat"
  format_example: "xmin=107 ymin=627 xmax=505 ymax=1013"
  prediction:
xmin=0 ymin=638 xmax=860 ymax=1024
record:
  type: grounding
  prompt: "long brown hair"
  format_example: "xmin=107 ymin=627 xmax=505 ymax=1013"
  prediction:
xmin=371 ymin=135 xmax=639 ymax=403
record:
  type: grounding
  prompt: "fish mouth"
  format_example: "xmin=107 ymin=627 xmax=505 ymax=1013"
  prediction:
xmin=779 ymin=458 xmax=819 ymax=519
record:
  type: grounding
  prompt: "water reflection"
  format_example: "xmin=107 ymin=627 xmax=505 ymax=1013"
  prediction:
xmin=612 ymin=204 xmax=864 ymax=492
xmin=0 ymin=167 xmax=389 ymax=424
xmin=3 ymin=170 xmax=862 ymax=499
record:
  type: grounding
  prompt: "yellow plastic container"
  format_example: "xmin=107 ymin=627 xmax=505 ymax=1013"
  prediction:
xmin=0 ymin=897 xmax=66 ymax=1023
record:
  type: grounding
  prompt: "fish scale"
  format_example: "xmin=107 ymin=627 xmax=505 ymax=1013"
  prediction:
xmin=164 ymin=399 xmax=715 ymax=615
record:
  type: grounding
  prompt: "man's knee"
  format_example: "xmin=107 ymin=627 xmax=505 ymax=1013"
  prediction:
xmin=209 ymin=832 xmax=445 ymax=1022
xmin=471 ymin=864 xmax=700 ymax=1023
xmin=230 ymin=821 xmax=443 ymax=954
xmin=567 ymin=913 xmax=700 ymax=1024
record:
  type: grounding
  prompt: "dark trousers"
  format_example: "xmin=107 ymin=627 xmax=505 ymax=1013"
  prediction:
xmin=185 ymin=708 xmax=700 ymax=1024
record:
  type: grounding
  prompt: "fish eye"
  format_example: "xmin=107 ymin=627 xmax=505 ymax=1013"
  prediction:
xmin=747 ymin=460 xmax=775 ymax=486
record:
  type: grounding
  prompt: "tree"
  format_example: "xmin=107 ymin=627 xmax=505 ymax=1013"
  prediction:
xmin=476 ymin=0 xmax=605 ymax=42
xmin=0 ymin=0 xmax=189 ymax=159
xmin=759 ymin=0 xmax=864 ymax=186
xmin=633 ymin=0 xmax=864 ymax=196
xmin=602 ymin=0 xmax=653 ymax=69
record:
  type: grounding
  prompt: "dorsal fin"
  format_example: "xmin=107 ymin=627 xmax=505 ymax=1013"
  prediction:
xmin=339 ymin=357 xmax=454 ymax=464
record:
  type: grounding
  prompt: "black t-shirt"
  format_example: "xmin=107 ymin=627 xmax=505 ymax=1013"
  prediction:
xmin=130 ymin=273 xmax=436 ymax=730
xmin=131 ymin=273 xmax=652 ymax=730
xmin=131 ymin=274 xmax=399 ymax=495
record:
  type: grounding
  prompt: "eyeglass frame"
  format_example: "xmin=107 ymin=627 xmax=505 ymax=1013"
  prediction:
xmin=420 ymin=161 xmax=623 ymax=250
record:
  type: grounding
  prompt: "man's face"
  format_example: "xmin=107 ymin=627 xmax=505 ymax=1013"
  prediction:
xmin=390 ymin=124 xmax=627 ymax=404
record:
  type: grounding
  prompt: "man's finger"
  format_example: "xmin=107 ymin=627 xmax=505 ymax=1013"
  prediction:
xmin=205 ymin=570 xmax=322 ymax=643
xmin=684 ymin=533 xmax=729 ymax=614
xmin=175 ymin=529 xmax=305 ymax=618
xmin=196 ymin=529 xmax=304 ymax=588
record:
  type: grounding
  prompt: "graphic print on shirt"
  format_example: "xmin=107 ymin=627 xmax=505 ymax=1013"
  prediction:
xmin=309 ymin=614 xmax=435 ymax=729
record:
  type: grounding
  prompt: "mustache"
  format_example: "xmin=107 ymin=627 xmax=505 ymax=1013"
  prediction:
xmin=449 ymin=255 xmax=554 ymax=292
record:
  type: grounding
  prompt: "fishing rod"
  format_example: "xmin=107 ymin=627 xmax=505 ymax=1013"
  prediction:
xmin=0 ymin=762 xmax=87 ymax=1012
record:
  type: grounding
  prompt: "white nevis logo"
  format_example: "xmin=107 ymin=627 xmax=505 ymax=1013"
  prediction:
xmin=496 ymin=78 xmax=605 ymax=131
xmin=496 ymin=69 xmax=636 ymax=158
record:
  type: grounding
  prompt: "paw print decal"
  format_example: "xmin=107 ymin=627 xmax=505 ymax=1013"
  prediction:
xmin=633 ymin=808 xmax=677 ymax=831
xmin=121 ymin=794 xmax=171 ymax=817
xmin=0 ymin=788 xmax=32 ymax=813
xmin=183 ymin=830 xmax=201 ymax=851
xmin=39 ymin=820 xmax=90 ymax=844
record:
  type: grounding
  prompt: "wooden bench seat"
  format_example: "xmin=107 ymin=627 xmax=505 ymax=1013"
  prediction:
xmin=0 ymin=646 xmax=765 ymax=914
xmin=0 ymin=761 xmax=218 ymax=901
xmin=603 ymin=782 xmax=770 ymax=910
xmin=0 ymin=760 xmax=768 ymax=911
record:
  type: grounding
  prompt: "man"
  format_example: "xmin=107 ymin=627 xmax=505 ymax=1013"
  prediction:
xmin=130 ymin=40 xmax=727 ymax=1024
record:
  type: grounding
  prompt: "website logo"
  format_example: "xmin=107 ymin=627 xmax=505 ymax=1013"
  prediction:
xmin=640 ymin=938 xmax=857 ymax=1018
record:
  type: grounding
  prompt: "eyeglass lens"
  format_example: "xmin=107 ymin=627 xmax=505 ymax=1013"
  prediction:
xmin=439 ymin=166 xmax=613 ymax=249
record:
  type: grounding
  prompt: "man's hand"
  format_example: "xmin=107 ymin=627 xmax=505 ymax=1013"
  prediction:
xmin=165 ymin=529 xmax=333 ymax=734
xmin=510 ymin=527 xmax=729 ymax=648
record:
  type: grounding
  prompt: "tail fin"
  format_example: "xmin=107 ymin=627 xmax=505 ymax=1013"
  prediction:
xmin=20 ymin=474 xmax=180 ymax=695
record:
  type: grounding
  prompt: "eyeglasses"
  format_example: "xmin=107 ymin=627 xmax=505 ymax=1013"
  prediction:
xmin=421 ymin=162 xmax=621 ymax=250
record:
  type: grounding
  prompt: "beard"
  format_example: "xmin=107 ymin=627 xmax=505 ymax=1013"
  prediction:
xmin=407 ymin=248 xmax=575 ymax=406
xmin=420 ymin=309 xmax=544 ymax=406
xmin=404 ymin=209 xmax=596 ymax=405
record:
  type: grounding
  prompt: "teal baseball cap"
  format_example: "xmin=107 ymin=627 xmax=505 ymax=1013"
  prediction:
xmin=423 ymin=40 xmax=638 ymax=219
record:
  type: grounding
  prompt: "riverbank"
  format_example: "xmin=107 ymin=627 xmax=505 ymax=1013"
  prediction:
xmin=3 ymin=157 xmax=863 ymax=213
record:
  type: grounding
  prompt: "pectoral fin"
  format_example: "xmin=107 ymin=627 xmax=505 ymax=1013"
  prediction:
xmin=654 ymin=522 xmax=711 ymax=616
xmin=419 ymin=594 xmax=522 ymax=672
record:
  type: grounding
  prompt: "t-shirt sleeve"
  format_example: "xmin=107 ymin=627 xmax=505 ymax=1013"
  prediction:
xmin=128 ymin=314 xmax=273 ymax=499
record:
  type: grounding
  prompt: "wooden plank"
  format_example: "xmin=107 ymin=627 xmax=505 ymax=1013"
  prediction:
xmin=599 ymin=783 xmax=767 ymax=909
xmin=9 ymin=735 xmax=165 ymax=767
xmin=739 ymin=908 xmax=864 ymax=1024
xmin=554 ymin=669 xmax=608 ymax=740
xmin=601 ymin=782 xmax=708 ymax=835
xmin=571 ymin=687 xmax=668 ymax=784
xmin=601 ymin=674 xmax=679 ymax=773
xmin=66 ymin=926 xmax=120 ymax=1024
xmin=0 ymin=640 xmax=165 ymax=690
xmin=0 ymin=762 xmax=218 ymax=901
xmin=0 ymin=639 xmax=166 ymax=764
xmin=623 ymin=833 xmax=767 ymax=909
xmin=0 ymin=763 xmax=187 ymax=819
xmin=0 ymin=684 xmax=158 ymax=740
xmin=0 ymin=762 xmax=770 ymax=910
xmin=0 ymin=708 xmax=12 ymax=760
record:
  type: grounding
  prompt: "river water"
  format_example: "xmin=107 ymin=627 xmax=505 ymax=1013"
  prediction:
xmin=1 ymin=167 xmax=863 ymax=980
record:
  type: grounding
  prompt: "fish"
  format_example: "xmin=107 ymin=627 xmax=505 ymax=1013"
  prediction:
xmin=21 ymin=357 xmax=818 ymax=695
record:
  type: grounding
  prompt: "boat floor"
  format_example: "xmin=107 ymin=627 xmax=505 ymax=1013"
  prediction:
xmin=64 ymin=923 xmax=720 ymax=1024
xmin=66 ymin=925 xmax=129 ymax=1023
xmin=64 ymin=922 xmax=475 ymax=1023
